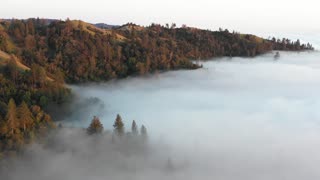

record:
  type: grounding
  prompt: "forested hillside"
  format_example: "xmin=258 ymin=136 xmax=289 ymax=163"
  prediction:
xmin=0 ymin=19 xmax=313 ymax=83
xmin=0 ymin=18 xmax=313 ymax=156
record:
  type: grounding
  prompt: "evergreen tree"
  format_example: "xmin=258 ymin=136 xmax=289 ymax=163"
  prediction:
xmin=140 ymin=125 xmax=147 ymax=139
xmin=113 ymin=114 xmax=124 ymax=136
xmin=5 ymin=99 xmax=18 ymax=136
xmin=17 ymin=101 xmax=34 ymax=132
xmin=4 ymin=99 xmax=24 ymax=150
xmin=131 ymin=120 xmax=138 ymax=135
xmin=6 ymin=58 xmax=18 ymax=84
xmin=87 ymin=116 xmax=104 ymax=135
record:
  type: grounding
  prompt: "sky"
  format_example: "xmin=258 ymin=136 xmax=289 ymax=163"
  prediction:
xmin=0 ymin=0 xmax=319 ymax=34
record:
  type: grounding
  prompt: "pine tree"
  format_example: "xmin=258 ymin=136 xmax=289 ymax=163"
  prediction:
xmin=6 ymin=58 xmax=18 ymax=84
xmin=17 ymin=101 xmax=34 ymax=132
xmin=113 ymin=114 xmax=124 ymax=136
xmin=140 ymin=125 xmax=147 ymax=139
xmin=6 ymin=99 xmax=18 ymax=136
xmin=87 ymin=116 xmax=104 ymax=135
xmin=5 ymin=99 xmax=24 ymax=150
xmin=131 ymin=120 xmax=138 ymax=136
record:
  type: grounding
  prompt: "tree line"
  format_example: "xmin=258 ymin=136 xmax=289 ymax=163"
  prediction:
xmin=86 ymin=114 xmax=148 ymax=139
xmin=0 ymin=18 xmax=314 ymax=157
xmin=0 ymin=98 xmax=55 ymax=156
xmin=0 ymin=19 xmax=313 ymax=83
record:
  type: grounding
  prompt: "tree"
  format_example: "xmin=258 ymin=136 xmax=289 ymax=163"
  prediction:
xmin=17 ymin=101 xmax=34 ymax=132
xmin=5 ymin=99 xmax=18 ymax=136
xmin=140 ymin=125 xmax=147 ymax=139
xmin=39 ymin=96 xmax=48 ymax=107
xmin=87 ymin=116 xmax=104 ymax=135
xmin=4 ymin=99 xmax=24 ymax=150
xmin=6 ymin=57 xmax=19 ymax=84
xmin=113 ymin=114 xmax=124 ymax=136
xmin=131 ymin=120 xmax=138 ymax=135
xmin=31 ymin=64 xmax=46 ymax=88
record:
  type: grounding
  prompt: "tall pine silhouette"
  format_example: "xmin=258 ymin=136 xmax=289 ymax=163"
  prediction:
xmin=113 ymin=114 xmax=124 ymax=136
xmin=131 ymin=120 xmax=138 ymax=136
xmin=87 ymin=116 xmax=104 ymax=135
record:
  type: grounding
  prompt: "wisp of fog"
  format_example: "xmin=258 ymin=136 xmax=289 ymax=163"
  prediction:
xmin=3 ymin=50 xmax=320 ymax=180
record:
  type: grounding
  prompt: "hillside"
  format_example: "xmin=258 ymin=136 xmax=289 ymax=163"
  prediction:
xmin=0 ymin=19 xmax=313 ymax=83
xmin=0 ymin=50 xmax=30 ymax=70
xmin=0 ymin=18 xmax=314 ymax=156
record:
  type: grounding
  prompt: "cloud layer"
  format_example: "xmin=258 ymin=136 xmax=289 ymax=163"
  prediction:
xmin=3 ymin=50 xmax=320 ymax=180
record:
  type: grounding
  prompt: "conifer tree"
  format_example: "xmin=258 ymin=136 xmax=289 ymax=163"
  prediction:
xmin=18 ymin=101 xmax=34 ymax=132
xmin=6 ymin=99 xmax=18 ymax=136
xmin=4 ymin=99 xmax=24 ymax=150
xmin=131 ymin=120 xmax=138 ymax=135
xmin=140 ymin=125 xmax=147 ymax=139
xmin=87 ymin=116 xmax=104 ymax=135
xmin=113 ymin=114 xmax=124 ymax=136
xmin=6 ymin=58 xmax=18 ymax=84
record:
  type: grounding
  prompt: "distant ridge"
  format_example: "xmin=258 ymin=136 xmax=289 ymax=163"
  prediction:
xmin=0 ymin=18 xmax=59 ymax=24
xmin=0 ymin=18 xmax=314 ymax=83
xmin=0 ymin=18 xmax=120 ymax=29
xmin=94 ymin=23 xmax=119 ymax=29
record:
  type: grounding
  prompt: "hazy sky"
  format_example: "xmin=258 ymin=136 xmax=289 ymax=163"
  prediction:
xmin=1 ymin=0 xmax=319 ymax=34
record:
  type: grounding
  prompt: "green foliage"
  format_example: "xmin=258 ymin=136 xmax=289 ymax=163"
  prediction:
xmin=39 ymin=96 xmax=48 ymax=107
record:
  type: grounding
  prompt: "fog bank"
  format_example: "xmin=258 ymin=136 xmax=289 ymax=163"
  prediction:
xmin=62 ymin=51 xmax=320 ymax=179
xmin=3 ymin=50 xmax=320 ymax=180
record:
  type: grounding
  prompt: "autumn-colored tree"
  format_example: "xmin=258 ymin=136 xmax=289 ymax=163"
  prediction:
xmin=31 ymin=64 xmax=46 ymax=88
xmin=3 ymin=99 xmax=24 ymax=150
xmin=5 ymin=99 xmax=18 ymax=136
xmin=87 ymin=116 xmax=104 ymax=135
xmin=131 ymin=120 xmax=138 ymax=136
xmin=17 ymin=101 xmax=34 ymax=132
xmin=113 ymin=114 xmax=124 ymax=136
xmin=6 ymin=57 xmax=19 ymax=84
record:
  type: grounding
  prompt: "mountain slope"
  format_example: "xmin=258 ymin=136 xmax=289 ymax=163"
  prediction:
xmin=0 ymin=18 xmax=314 ymax=156
xmin=0 ymin=19 xmax=313 ymax=83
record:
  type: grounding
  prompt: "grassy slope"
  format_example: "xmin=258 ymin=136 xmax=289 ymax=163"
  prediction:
xmin=0 ymin=50 xmax=54 ymax=81
xmin=0 ymin=50 xmax=30 ymax=70
xmin=71 ymin=20 xmax=127 ymax=40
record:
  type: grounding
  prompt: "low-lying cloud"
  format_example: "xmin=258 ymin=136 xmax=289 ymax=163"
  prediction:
xmin=2 ymin=51 xmax=320 ymax=180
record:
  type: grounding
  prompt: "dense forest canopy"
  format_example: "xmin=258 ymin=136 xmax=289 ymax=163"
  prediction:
xmin=0 ymin=18 xmax=313 ymax=83
xmin=0 ymin=18 xmax=314 ymax=156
